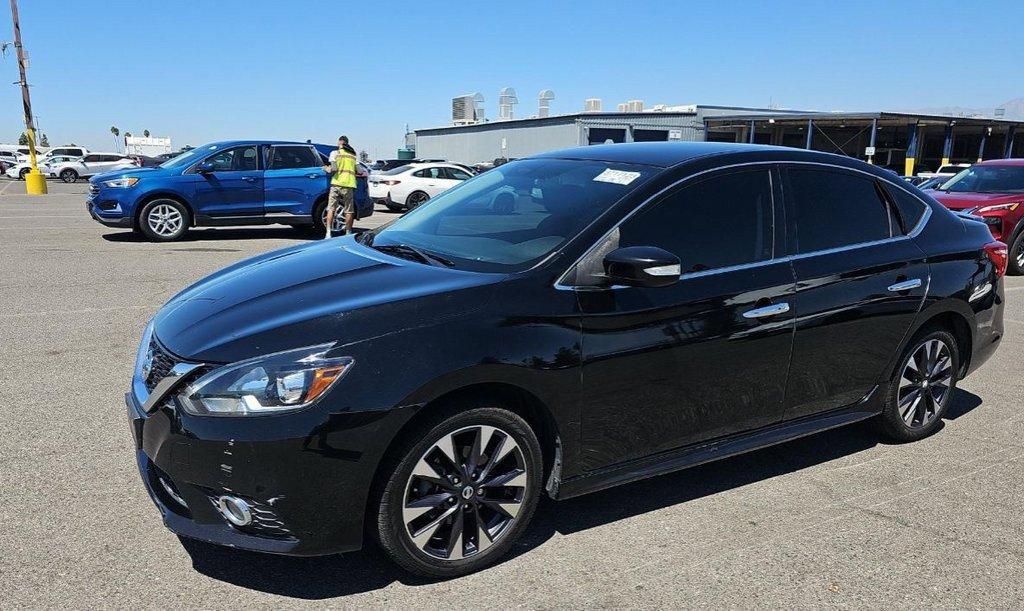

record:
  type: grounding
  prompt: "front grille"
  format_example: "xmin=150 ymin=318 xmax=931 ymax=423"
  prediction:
xmin=144 ymin=338 xmax=178 ymax=392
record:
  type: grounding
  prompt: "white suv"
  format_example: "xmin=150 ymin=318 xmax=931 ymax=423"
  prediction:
xmin=52 ymin=153 xmax=137 ymax=183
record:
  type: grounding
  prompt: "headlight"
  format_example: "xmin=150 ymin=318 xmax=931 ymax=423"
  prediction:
xmin=102 ymin=177 xmax=140 ymax=188
xmin=976 ymin=202 xmax=1020 ymax=214
xmin=177 ymin=344 xmax=353 ymax=416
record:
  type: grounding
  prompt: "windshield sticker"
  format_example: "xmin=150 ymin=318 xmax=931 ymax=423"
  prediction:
xmin=594 ymin=169 xmax=641 ymax=186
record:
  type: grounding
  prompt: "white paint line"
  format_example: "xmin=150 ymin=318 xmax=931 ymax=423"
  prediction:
xmin=0 ymin=304 xmax=161 ymax=319
xmin=0 ymin=180 xmax=14 ymax=195
xmin=1004 ymin=285 xmax=1024 ymax=292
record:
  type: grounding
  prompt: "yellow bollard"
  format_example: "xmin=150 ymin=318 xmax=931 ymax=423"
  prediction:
xmin=25 ymin=169 xmax=48 ymax=195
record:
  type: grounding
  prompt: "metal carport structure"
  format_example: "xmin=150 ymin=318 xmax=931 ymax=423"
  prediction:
xmin=704 ymin=111 xmax=1024 ymax=176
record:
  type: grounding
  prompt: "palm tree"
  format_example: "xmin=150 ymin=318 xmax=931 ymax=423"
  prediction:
xmin=143 ymin=129 xmax=150 ymax=138
xmin=110 ymin=126 xmax=120 ymax=151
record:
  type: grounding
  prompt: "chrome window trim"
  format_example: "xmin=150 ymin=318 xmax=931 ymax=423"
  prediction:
xmin=555 ymin=160 xmax=933 ymax=290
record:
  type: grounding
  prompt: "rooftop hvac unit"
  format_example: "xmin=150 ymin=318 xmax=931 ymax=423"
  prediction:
xmin=538 ymin=89 xmax=555 ymax=118
xmin=498 ymin=87 xmax=518 ymax=120
xmin=617 ymin=103 xmax=628 ymax=112
xmin=452 ymin=93 xmax=485 ymax=124
xmin=585 ymin=98 xmax=602 ymax=112
xmin=627 ymin=100 xmax=644 ymax=112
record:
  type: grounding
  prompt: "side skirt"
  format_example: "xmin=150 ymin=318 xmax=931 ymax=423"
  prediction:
xmin=555 ymin=389 xmax=882 ymax=500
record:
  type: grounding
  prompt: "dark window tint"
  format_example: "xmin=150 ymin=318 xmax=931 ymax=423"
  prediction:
xmin=414 ymin=167 xmax=444 ymax=179
xmin=788 ymin=169 xmax=892 ymax=254
xmin=269 ymin=146 xmax=320 ymax=170
xmin=205 ymin=146 xmax=258 ymax=171
xmin=83 ymin=155 xmax=101 ymax=162
xmin=619 ymin=170 xmax=774 ymax=274
xmin=446 ymin=168 xmax=473 ymax=180
xmin=884 ymin=184 xmax=927 ymax=232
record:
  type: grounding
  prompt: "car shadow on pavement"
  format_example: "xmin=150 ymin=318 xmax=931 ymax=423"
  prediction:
xmin=101 ymin=227 xmax=325 ymax=243
xmin=180 ymin=388 xmax=982 ymax=598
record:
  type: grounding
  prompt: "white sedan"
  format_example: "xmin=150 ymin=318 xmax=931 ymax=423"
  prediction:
xmin=368 ymin=163 xmax=475 ymax=211
xmin=51 ymin=152 xmax=138 ymax=183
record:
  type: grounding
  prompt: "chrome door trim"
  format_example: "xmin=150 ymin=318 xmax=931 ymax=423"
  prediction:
xmin=888 ymin=278 xmax=923 ymax=292
xmin=554 ymin=160 xmax=933 ymax=290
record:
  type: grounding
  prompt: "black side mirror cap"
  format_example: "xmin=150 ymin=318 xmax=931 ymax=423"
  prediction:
xmin=603 ymin=246 xmax=681 ymax=288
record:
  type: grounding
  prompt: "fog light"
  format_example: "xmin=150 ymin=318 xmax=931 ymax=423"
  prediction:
xmin=217 ymin=495 xmax=253 ymax=526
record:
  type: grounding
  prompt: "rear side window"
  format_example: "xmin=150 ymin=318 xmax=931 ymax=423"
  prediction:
xmin=618 ymin=169 xmax=774 ymax=274
xmin=269 ymin=146 xmax=320 ymax=170
xmin=788 ymin=168 xmax=893 ymax=254
xmin=884 ymin=184 xmax=927 ymax=232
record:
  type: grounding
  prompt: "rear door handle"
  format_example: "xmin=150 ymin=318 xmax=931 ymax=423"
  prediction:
xmin=307 ymin=173 xmax=321 ymax=179
xmin=742 ymin=302 xmax=790 ymax=319
xmin=888 ymin=278 xmax=922 ymax=292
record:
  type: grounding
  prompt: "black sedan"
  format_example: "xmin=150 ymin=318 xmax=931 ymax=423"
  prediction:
xmin=126 ymin=142 xmax=1005 ymax=578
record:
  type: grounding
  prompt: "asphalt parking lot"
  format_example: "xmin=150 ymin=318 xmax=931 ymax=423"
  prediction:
xmin=2 ymin=179 xmax=1024 ymax=608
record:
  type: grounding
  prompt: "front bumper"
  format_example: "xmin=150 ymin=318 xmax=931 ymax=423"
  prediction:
xmin=125 ymin=383 xmax=402 ymax=556
xmin=86 ymin=195 xmax=133 ymax=228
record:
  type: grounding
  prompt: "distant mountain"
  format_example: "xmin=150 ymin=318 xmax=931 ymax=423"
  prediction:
xmin=905 ymin=98 xmax=1024 ymax=120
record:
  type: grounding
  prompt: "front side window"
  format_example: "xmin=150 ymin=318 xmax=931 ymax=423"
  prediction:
xmin=446 ymin=168 xmax=473 ymax=180
xmin=269 ymin=146 xmax=320 ymax=170
xmin=788 ymin=168 xmax=893 ymax=254
xmin=940 ymin=165 xmax=1024 ymax=194
xmin=204 ymin=146 xmax=258 ymax=172
xmin=617 ymin=169 xmax=774 ymax=275
xmin=365 ymin=158 xmax=657 ymax=272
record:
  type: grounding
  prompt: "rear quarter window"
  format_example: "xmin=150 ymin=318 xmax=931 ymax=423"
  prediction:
xmin=884 ymin=184 xmax=928 ymax=233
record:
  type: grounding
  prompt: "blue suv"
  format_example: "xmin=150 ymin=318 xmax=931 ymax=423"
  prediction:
xmin=86 ymin=140 xmax=371 ymax=241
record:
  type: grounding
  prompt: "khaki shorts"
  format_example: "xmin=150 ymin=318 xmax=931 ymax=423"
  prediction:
xmin=328 ymin=186 xmax=356 ymax=216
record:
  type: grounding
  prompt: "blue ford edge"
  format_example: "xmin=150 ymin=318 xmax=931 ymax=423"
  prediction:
xmin=86 ymin=140 xmax=371 ymax=241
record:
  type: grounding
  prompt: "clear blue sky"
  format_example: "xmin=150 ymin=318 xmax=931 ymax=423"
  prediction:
xmin=2 ymin=0 xmax=1022 ymax=157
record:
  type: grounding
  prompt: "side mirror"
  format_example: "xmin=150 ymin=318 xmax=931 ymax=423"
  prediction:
xmin=603 ymin=246 xmax=681 ymax=288
xmin=197 ymin=160 xmax=215 ymax=173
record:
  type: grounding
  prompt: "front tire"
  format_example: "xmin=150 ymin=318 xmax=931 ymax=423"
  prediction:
xmin=1008 ymin=230 xmax=1024 ymax=276
xmin=876 ymin=329 xmax=959 ymax=442
xmin=374 ymin=404 xmax=543 ymax=578
xmin=60 ymin=169 xmax=78 ymax=183
xmin=19 ymin=167 xmax=30 ymax=180
xmin=139 ymin=198 xmax=190 ymax=242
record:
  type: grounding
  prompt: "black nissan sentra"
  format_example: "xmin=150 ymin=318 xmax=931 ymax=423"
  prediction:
xmin=127 ymin=142 xmax=1005 ymax=577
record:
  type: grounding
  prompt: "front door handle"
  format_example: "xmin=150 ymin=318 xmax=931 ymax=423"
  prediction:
xmin=742 ymin=302 xmax=790 ymax=319
xmin=241 ymin=176 xmax=256 ymax=183
xmin=888 ymin=278 xmax=922 ymax=292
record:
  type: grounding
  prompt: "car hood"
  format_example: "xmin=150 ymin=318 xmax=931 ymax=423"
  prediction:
xmin=928 ymin=191 xmax=1024 ymax=210
xmin=152 ymin=238 xmax=502 ymax=362
xmin=91 ymin=166 xmax=167 ymax=183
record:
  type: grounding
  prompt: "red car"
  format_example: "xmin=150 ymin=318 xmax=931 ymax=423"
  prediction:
xmin=928 ymin=159 xmax=1024 ymax=274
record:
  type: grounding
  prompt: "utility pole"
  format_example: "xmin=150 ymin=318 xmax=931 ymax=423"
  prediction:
xmin=9 ymin=0 xmax=46 ymax=194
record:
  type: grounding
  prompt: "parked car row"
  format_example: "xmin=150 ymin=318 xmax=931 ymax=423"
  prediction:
xmin=125 ymin=142 xmax=1005 ymax=578
xmin=5 ymin=152 xmax=137 ymax=182
xmin=86 ymin=140 xmax=371 ymax=241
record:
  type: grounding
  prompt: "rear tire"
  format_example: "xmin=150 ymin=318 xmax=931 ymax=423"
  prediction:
xmin=876 ymin=329 xmax=959 ymax=442
xmin=19 ymin=167 xmax=30 ymax=180
xmin=60 ymin=169 xmax=78 ymax=183
xmin=406 ymin=191 xmax=430 ymax=210
xmin=312 ymin=199 xmax=329 ymax=234
xmin=139 ymin=198 xmax=190 ymax=242
xmin=1008 ymin=231 xmax=1024 ymax=276
xmin=373 ymin=403 xmax=543 ymax=578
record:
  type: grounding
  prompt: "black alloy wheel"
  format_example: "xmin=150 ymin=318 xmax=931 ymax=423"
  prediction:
xmin=877 ymin=329 xmax=959 ymax=441
xmin=406 ymin=191 xmax=430 ymax=210
xmin=374 ymin=405 xmax=542 ymax=578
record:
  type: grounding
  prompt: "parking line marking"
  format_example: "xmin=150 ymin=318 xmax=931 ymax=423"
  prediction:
xmin=0 ymin=304 xmax=161 ymax=319
xmin=0 ymin=180 xmax=14 ymax=195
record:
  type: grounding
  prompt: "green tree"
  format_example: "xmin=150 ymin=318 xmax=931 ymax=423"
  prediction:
xmin=143 ymin=129 xmax=150 ymax=137
xmin=110 ymin=126 xmax=120 ymax=151
xmin=124 ymin=132 xmax=132 ymax=138
xmin=39 ymin=133 xmax=49 ymax=147
xmin=18 ymin=132 xmax=28 ymax=145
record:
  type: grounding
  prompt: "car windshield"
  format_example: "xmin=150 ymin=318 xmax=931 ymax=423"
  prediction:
xmin=363 ymin=158 xmax=658 ymax=272
xmin=159 ymin=149 xmax=200 ymax=169
xmin=940 ymin=165 xmax=1024 ymax=193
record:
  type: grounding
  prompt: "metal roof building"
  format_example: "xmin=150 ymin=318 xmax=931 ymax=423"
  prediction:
xmin=704 ymin=111 xmax=1024 ymax=175
xmin=412 ymin=105 xmax=807 ymax=165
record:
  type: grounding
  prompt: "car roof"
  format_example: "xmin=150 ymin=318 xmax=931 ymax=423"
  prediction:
xmin=533 ymin=142 xmax=791 ymax=168
xmin=977 ymin=158 xmax=1024 ymax=167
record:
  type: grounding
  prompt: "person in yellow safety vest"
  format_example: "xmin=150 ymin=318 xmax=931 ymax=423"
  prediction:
xmin=322 ymin=135 xmax=361 ymax=238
